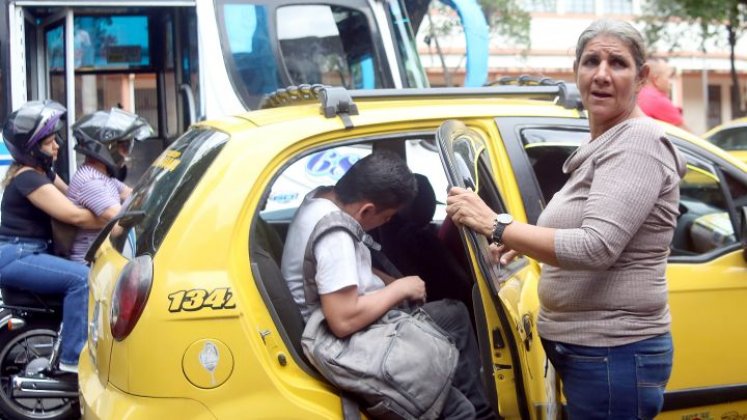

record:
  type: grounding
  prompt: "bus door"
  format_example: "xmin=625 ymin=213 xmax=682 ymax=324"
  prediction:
xmin=5 ymin=2 xmax=200 ymax=184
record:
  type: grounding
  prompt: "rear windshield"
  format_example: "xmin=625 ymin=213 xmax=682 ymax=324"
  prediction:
xmin=110 ymin=128 xmax=229 ymax=257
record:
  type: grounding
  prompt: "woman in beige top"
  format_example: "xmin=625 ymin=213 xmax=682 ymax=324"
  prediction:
xmin=447 ymin=19 xmax=686 ymax=419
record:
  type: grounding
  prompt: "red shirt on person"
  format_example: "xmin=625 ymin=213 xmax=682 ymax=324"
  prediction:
xmin=637 ymin=85 xmax=683 ymax=126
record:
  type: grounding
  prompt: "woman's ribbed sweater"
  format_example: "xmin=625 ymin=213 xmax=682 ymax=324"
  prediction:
xmin=537 ymin=117 xmax=687 ymax=346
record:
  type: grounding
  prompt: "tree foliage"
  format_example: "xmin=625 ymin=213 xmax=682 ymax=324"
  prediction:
xmin=640 ymin=0 xmax=747 ymax=117
xmin=640 ymin=0 xmax=739 ymax=52
xmin=420 ymin=0 xmax=530 ymax=86
xmin=477 ymin=0 xmax=531 ymax=49
xmin=421 ymin=0 xmax=531 ymax=47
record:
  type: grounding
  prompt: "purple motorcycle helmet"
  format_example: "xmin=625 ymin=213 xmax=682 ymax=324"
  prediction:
xmin=2 ymin=100 xmax=67 ymax=175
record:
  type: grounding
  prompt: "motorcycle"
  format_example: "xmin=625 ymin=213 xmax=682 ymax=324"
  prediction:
xmin=0 ymin=286 xmax=79 ymax=420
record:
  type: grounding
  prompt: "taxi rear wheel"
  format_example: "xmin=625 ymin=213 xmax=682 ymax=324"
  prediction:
xmin=0 ymin=320 xmax=78 ymax=420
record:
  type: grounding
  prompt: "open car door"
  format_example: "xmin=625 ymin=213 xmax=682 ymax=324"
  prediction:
xmin=436 ymin=119 xmax=560 ymax=419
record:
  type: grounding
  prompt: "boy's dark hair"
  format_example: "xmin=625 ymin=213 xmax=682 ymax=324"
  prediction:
xmin=335 ymin=150 xmax=417 ymax=211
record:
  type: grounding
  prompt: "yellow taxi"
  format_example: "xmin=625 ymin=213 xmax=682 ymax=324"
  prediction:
xmin=703 ymin=117 xmax=747 ymax=164
xmin=79 ymin=83 xmax=747 ymax=419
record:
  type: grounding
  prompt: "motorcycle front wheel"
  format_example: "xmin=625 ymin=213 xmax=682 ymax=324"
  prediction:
xmin=0 ymin=318 xmax=79 ymax=420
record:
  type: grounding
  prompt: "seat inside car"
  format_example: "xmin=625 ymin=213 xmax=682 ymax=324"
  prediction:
xmin=252 ymin=217 xmax=309 ymax=364
xmin=374 ymin=174 xmax=473 ymax=312
xmin=529 ymin=146 xmax=572 ymax=205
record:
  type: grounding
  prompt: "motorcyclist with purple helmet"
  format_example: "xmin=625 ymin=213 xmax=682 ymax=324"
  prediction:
xmin=0 ymin=100 xmax=103 ymax=373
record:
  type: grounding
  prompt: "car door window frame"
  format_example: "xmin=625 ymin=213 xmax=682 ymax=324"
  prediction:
xmin=436 ymin=119 xmax=531 ymax=419
xmin=251 ymin=129 xmax=441 ymax=374
xmin=495 ymin=116 xmax=590 ymax=225
xmin=436 ymin=121 xmax=527 ymax=288
xmin=668 ymin=136 xmax=747 ymax=261
xmin=669 ymin=148 xmax=743 ymax=263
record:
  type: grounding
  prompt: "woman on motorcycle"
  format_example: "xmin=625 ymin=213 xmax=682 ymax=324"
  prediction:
xmin=0 ymin=100 xmax=103 ymax=373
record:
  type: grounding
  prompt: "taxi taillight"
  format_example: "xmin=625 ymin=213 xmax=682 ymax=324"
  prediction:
xmin=110 ymin=255 xmax=153 ymax=341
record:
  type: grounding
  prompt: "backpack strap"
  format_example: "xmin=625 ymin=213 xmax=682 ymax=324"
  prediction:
xmin=341 ymin=393 xmax=362 ymax=420
xmin=302 ymin=211 xmax=381 ymax=305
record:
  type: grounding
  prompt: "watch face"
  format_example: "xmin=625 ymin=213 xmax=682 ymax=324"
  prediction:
xmin=497 ymin=213 xmax=513 ymax=224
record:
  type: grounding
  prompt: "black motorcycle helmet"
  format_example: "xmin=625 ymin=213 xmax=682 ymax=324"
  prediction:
xmin=72 ymin=108 xmax=154 ymax=178
xmin=2 ymin=100 xmax=67 ymax=177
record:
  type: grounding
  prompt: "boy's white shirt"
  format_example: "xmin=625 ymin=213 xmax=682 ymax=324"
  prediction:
xmin=280 ymin=187 xmax=384 ymax=320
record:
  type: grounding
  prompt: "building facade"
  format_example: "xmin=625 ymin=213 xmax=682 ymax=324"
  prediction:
xmin=417 ymin=0 xmax=747 ymax=134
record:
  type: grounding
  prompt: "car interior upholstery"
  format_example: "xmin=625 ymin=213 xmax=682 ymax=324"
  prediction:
xmin=250 ymin=140 xmax=478 ymax=370
xmin=372 ymin=174 xmax=474 ymax=313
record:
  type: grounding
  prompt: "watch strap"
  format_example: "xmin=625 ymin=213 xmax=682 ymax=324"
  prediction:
xmin=491 ymin=220 xmax=507 ymax=245
xmin=491 ymin=214 xmax=513 ymax=245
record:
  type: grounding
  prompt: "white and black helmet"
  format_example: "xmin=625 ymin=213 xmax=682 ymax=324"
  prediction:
xmin=72 ymin=108 xmax=154 ymax=177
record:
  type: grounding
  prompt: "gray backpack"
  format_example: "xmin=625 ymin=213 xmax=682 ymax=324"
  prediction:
xmin=301 ymin=211 xmax=459 ymax=419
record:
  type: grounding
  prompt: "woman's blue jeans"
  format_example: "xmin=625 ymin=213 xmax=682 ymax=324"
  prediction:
xmin=0 ymin=237 xmax=89 ymax=366
xmin=542 ymin=333 xmax=673 ymax=420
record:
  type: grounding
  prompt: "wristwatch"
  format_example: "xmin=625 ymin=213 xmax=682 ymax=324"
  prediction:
xmin=491 ymin=213 xmax=513 ymax=245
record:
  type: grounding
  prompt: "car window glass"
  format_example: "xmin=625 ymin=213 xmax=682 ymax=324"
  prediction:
xmin=724 ymin=170 xmax=747 ymax=209
xmin=520 ymin=129 xmax=742 ymax=258
xmin=521 ymin=128 xmax=589 ymax=146
xmin=524 ymin=144 xmax=576 ymax=203
xmin=708 ymin=127 xmax=747 ymax=151
xmin=452 ymin=135 xmax=483 ymax=193
xmin=674 ymin=164 xmax=737 ymax=255
xmin=520 ymin=128 xmax=587 ymax=204
xmin=405 ymin=139 xmax=449 ymax=221
xmin=437 ymin=123 xmax=487 ymax=193
xmin=262 ymin=138 xmax=449 ymax=221
xmin=262 ymin=144 xmax=373 ymax=222
xmin=110 ymin=128 xmax=229 ymax=256
xmin=385 ymin=0 xmax=427 ymax=88
xmin=276 ymin=5 xmax=381 ymax=89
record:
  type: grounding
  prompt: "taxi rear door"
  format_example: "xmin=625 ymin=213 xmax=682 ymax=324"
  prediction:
xmin=436 ymin=119 xmax=559 ymax=419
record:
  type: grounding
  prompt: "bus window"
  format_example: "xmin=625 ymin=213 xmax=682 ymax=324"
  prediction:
xmin=47 ymin=25 xmax=66 ymax=105
xmin=276 ymin=5 xmax=381 ymax=90
xmin=218 ymin=1 xmax=385 ymax=109
xmin=221 ymin=3 xmax=282 ymax=109
xmin=386 ymin=0 xmax=428 ymax=88
xmin=42 ymin=15 xmax=160 ymax=133
xmin=72 ymin=16 xmax=151 ymax=70
xmin=3 ymin=5 xmax=198 ymax=186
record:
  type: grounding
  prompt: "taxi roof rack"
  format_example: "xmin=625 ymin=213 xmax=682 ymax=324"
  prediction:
xmin=487 ymin=75 xmax=583 ymax=108
xmin=258 ymin=77 xmax=584 ymax=126
xmin=259 ymin=84 xmax=359 ymax=129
